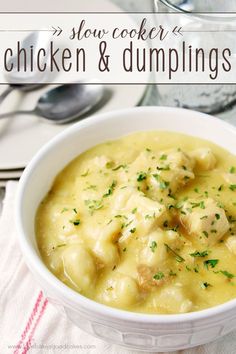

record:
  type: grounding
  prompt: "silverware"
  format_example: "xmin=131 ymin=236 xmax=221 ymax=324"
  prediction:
xmin=0 ymin=82 xmax=104 ymax=124
xmin=0 ymin=32 xmax=52 ymax=106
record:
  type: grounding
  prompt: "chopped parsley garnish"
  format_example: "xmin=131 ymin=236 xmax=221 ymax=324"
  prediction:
xmin=202 ymin=231 xmax=209 ymax=238
xmin=230 ymin=166 xmax=236 ymax=174
xmin=164 ymin=243 xmax=185 ymax=263
xmin=169 ymin=270 xmax=177 ymax=276
xmin=215 ymin=270 xmax=235 ymax=279
xmin=156 ymin=165 xmax=170 ymax=171
xmin=84 ymin=199 xmax=103 ymax=214
xmin=190 ymin=250 xmax=209 ymax=258
xmin=54 ymin=243 xmax=66 ymax=249
xmin=218 ymin=185 xmax=223 ymax=191
xmin=84 ymin=184 xmax=97 ymax=191
xmin=132 ymin=208 xmax=137 ymax=214
xmin=103 ymin=180 xmax=117 ymax=197
xmin=152 ymin=174 xmax=170 ymax=190
xmin=61 ymin=208 xmax=68 ymax=213
xmin=123 ymin=247 xmax=127 ymax=252
xmin=70 ymin=219 xmax=81 ymax=226
xmin=81 ymin=169 xmax=89 ymax=177
xmin=160 ymin=154 xmax=167 ymax=160
xmin=204 ymin=259 xmax=219 ymax=269
xmin=215 ymin=213 xmax=220 ymax=220
xmin=185 ymin=265 xmax=191 ymax=271
xmin=106 ymin=286 xmax=114 ymax=291
xmin=112 ymin=164 xmax=126 ymax=171
xmin=159 ymin=181 xmax=170 ymax=190
xmin=153 ymin=272 xmax=165 ymax=280
xmin=137 ymin=172 xmax=147 ymax=182
xmin=105 ymin=161 xmax=114 ymax=169
xmin=73 ymin=208 xmax=78 ymax=214
xmin=201 ymin=282 xmax=212 ymax=289
xmin=150 ymin=241 xmax=157 ymax=253
xmin=191 ymin=201 xmax=205 ymax=209
xmin=130 ymin=228 xmax=136 ymax=234
xmin=217 ymin=202 xmax=224 ymax=208
xmin=229 ymin=185 xmax=236 ymax=191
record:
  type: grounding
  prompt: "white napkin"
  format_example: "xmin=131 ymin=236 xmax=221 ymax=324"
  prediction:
xmin=0 ymin=182 xmax=236 ymax=354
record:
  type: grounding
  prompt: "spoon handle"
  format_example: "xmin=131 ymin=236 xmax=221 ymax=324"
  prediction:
xmin=0 ymin=86 xmax=15 ymax=106
xmin=0 ymin=110 xmax=35 ymax=119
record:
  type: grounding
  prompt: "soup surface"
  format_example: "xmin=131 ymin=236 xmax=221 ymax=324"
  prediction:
xmin=36 ymin=131 xmax=236 ymax=314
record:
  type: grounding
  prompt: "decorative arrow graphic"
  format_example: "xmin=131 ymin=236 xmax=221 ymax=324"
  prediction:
xmin=0 ymin=26 xmax=63 ymax=36
xmin=51 ymin=26 xmax=63 ymax=36
xmin=172 ymin=26 xmax=183 ymax=36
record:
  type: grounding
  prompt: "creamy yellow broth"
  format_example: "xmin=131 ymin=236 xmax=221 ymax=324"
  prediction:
xmin=36 ymin=131 xmax=236 ymax=314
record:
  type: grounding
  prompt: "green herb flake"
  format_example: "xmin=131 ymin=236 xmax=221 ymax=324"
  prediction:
xmin=204 ymin=259 xmax=219 ymax=269
xmin=103 ymin=180 xmax=117 ymax=197
xmin=190 ymin=250 xmax=209 ymax=258
xmin=130 ymin=228 xmax=136 ymax=234
xmin=159 ymin=181 xmax=170 ymax=190
xmin=153 ymin=272 xmax=165 ymax=280
xmin=201 ymin=282 xmax=212 ymax=289
xmin=217 ymin=202 xmax=224 ymax=209
xmin=106 ymin=286 xmax=114 ymax=291
xmin=229 ymin=185 xmax=236 ymax=191
xmin=61 ymin=208 xmax=68 ymax=213
xmin=132 ymin=208 xmax=137 ymax=214
xmin=106 ymin=161 xmax=114 ymax=169
xmin=230 ymin=166 xmax=236 ymax=174
xmin=71 ymin=219 xmax=81 ymax=226
xmin=150 ymin=241 xmax=157 ymax=253
xmin=215 ymin=213 xmax=220 ymax=220
xmin=160 ymin=154 xmax=167 ymax=161
xmin=112 ymin=164 xmax=126 ymax=171
xmin=199 ymin=201 xmax=205 ymax=209
xmin=81 ymin=169 xmax=89 ymax=177
xmin=55 ymin=243 xmax=66 ymax=248
xmin=84 ymin=199 xmax=103 ymax=214
xmin=215 ymin=270 xmax=235 ymax=279
xmin=137 ymin=172 xmax=147 ymax=182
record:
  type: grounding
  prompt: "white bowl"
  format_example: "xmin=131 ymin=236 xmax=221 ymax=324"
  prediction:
xmin=16 ymin=107 xmax=236 ymax=352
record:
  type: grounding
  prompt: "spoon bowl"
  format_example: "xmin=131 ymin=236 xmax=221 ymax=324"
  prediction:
xmin=36 ymin=83 xmax=104 ymax=123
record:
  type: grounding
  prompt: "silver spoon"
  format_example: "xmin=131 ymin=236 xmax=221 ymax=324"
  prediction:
xmin=0 ymin=32 xmax=52 ymax=106
xmin=0 ymin=82 xmax=104 ymax=124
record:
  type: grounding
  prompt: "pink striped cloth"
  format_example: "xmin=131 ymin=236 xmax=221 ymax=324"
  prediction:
xmin=1 ymin=182 xmax=236 ymax=354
